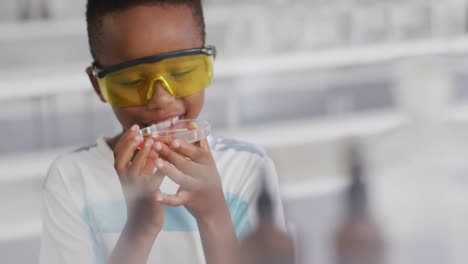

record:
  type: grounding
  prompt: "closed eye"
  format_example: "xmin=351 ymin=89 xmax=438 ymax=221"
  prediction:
xmin=118 ymin=79 xmax=144 ymax=86
xmin=170 ymin=68 xmax=196 ymax=78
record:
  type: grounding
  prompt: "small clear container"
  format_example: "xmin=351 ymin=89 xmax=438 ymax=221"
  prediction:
xmin=138 ymin=119 xmax=211 ymax=148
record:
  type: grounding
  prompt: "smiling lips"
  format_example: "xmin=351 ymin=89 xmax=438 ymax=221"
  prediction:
xmin=141 ymin=115 xmax=183 ymax=128
xmin=137 ymin=116 xmax=184 ymax=149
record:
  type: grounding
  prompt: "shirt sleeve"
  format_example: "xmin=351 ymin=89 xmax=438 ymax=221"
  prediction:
xmin=224 ymin=152 xmax=286 ymax=240
xmin=39 ymin=160 xmax=102 ymax=264
xmin=257 ymin=156 xmax=286 ymax=229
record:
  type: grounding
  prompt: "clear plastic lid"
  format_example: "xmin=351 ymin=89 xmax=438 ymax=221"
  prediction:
xmin=138 ymin=119 xmax=211 ymax=145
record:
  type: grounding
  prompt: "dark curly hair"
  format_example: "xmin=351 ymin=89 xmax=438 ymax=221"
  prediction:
xmin=86 ymin=0 xmax=206 ymax=62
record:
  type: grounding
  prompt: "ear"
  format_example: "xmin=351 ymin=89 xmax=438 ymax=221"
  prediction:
xmin=86 ymin=66 xmax=107 ymax=103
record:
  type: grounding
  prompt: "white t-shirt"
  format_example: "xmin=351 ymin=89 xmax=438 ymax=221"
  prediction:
xmin=39 ymin=136 xmax=284 ymax=264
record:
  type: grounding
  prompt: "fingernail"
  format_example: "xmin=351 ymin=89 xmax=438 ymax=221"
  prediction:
xmin=156 ymin=159 xmax=164 ymax=168
xmin=134 ymin=135 xmax=143 ymax=142
xmin=172 ymin=140 xmax=181 ymax=148
xmin=154 ymin=142 xmax=163 ymax=151
xmin=156 ymin=195 xmax=163 ymax=202
xmin=131 ymin=124 xmax=139 ymax=131
xmin=145 ymin=139 xmax=153 ymax=148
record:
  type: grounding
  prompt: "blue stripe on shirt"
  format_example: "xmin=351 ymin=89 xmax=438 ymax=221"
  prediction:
xmin=82 ymin=209 xmax=106 ymax=264
xmin=81 ymin=192 xmax=251 ymax=249
xmin=211 ymin=137 xmax=265 ymax=158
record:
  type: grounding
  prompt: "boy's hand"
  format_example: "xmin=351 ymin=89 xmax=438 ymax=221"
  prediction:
xmin=154 ymin=139 xmax=242 ymax=264
xmin=154 ymin=139 xmax=227 ymax=221
xmin=113 ymin=125 xmax=166 ymax=233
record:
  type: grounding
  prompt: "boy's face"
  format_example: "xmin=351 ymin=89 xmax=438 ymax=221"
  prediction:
xmin=87 ymin=5 xmax=205 ymax=131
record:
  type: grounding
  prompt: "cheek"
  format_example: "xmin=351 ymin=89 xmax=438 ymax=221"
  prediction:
xmin=183 ymin=91 xmax=205 ymax=119
xmin=111 ymin=107 xmax=139 ymax=129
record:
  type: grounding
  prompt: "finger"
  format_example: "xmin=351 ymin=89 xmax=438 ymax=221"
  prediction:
xmin=155 ymin=158 xmax=197 ymax=189
xmin=152 ymin=169 xmax=166 ymax=188
xmin=114 ymin=124 xmax=140 ymax=156
xmin=114 ymin=133 xmax=144 ymax=173
xmin=187 ymin=120 xmax=198 ymax=131
xmin=170 ymin=139 xmax=207 ymax=164
xmin=186 ymin=122 xmax=208 ymax=151
xmin=139 ymin=169 xmax=166 ymax=197
xmin=157 ymin=190 xmax=192 ymax=207
xmin=127 ymin=139 xmax=154 ymax=177
xmin=144 ymin=169 xmax=166 ymax=195
xmin=197 ymin=139 xmax=212 ymax=154
xmin=141 ymin=149 xmax=159 ymax=177
xmin=154 ymin=141 xmax=196 ymax=173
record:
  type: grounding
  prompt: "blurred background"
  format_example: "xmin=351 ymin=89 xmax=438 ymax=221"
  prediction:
xmin=2 ymin=0 xmax=468 ymax=263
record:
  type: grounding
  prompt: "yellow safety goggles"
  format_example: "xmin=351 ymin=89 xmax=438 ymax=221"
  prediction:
xmin=92 ymin=46 xmax=216 ymax=107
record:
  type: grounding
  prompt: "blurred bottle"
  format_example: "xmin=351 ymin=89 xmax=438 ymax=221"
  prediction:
xmin=335 ymin=144 xmax=383 ymax=264
xmin=240 ymin=179 xmax=295 ymax=264
xmin=17 ymin=0 xmax=45 ymax=20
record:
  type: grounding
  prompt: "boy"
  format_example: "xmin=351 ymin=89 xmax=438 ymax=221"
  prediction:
xmin=40 ymin=1 xmax=284 ymax=263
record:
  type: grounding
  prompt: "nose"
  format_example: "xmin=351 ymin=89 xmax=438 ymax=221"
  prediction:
xmin=145 ymin=79 xmax=176 ymax=110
